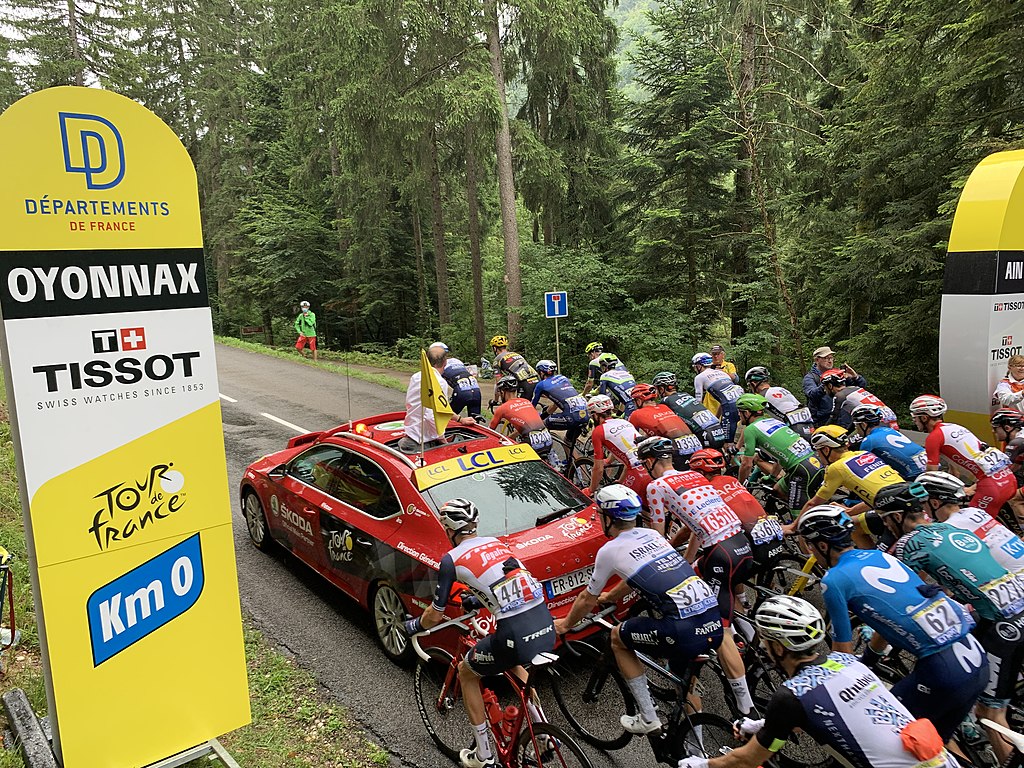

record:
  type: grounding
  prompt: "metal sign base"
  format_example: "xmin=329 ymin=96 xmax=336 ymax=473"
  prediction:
xmin=145 ymin=738 xmax=241 ymax=768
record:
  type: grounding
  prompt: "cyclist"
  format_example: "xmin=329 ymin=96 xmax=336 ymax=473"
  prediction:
xmin=530 ymin=359 xmax=589 ymax=457
xmin=652 ymin=372 xmax=729 ymax=449
xmin=679 ymin=596 xmax=960 ymax=768
xmin=801 ymin=425 xmax=905 ymax=516
xmin=991 ymin=407 xmax=1024 ymax=483
xmin=597 ymin=353 xmax=638 ymax=417
xmin=586 ymin=394 xmax=649 ymax=500
xmin=628 ymin=382 xmax=703 ymax=469
xmin=489 ymin=378 xmax=553 ymax=459
xmin=639 ymin=437 xmax=757 ymax=717
xmin=693 ymin=354 xmax=744 ymax=443
xmin=554 ymin=485 xmax=723 ymax=735
xmin=884 ymin=492 xmax=1024 ymax=764
xmin=581 ymin=341 xmax=604 ymax=396
xmin=796 ymin=504 xmax=988 ymax=742
xmin=437 ymin=345 xmax=482 ymax=417
xmin=735 ymin=394 xmax=824 ymax=516
xmin=690 ymin=448 xmax=785 ymax=577
xmin=850 ymin=404 xmax=926 ymax=479
xmin=744 ymin=366 xmax=813 ymax=438
xmin=818 ymin=368 xmax=898 ymax=429
xmin=406 ymin=499 xmax=555 ymax=768
xmin=489 ymin=335 xmax=539 ymax=402
xmin=911 ymin=393 xmax=1017 ymax=517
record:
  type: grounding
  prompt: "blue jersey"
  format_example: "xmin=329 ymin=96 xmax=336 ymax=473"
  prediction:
xmin=599 ymin=368 xmax=638 ymax=416
xmin=705 ymin=378 xmax=743 ymax=442
xmin=823 ymin=548 xmax=973 ymax=658
xmin=858 ymin=427 xmax=927 ymax=479
xmin=531 ymin=375 xmax=587 ymax=423
xmin=442 ymin=358 xmax=481 ymax=415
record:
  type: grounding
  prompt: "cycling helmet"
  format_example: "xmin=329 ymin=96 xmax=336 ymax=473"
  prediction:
xmin=438 ymin=498 xmax=479 ymax=533
xmin=585 ymin=342 xmax=603 ymax=354
xmin=818 ymin=368 xmax=847 ymax=388
xmin=991 ymin=407 xmax=1024 ymax=430
xmin=809 ymin=425 xmax=850 ymax=450
xmin=736 ymin=393 xmax=768 ymax=413
xmin=691 ymin=353 xmax=713 ymax=369
xmin=850 ymin=404 xmax=884 ymax=426
xmin=631 ymin=383 xmax=658 ymax=404
xmin=744 ymin=366 xmax=771 ymax=384
xmin=652 ymin=371 xmax=677 ymax=388
xmin=597 ymin=352 xmax=620 ymax=370
xmin=689 ymin=448 xmax=726 ymax=473
xmin=587 ymin=394 xmax=615 ymax=416
xmin=755 ymin=596 xmax=827 ymax=652
xmin=535 ymin=360 xmax=557 ymax=376
xmin=636 ymin=436 xmax=675 ymax=460
xmin=796 ymin=504 xmax=854 ymax=544
xmin=909 ymin=394 xmax=947 ymax=418
xmin=489 ymin=335 xmax=508 ymax=348
xmin=300 ymin=300 xmax=310 ymax=308
xmin=915 ymin=471 xmax=968 ymax=506
xmin=873 ymin=481 xmax=928 ymax=515
xmin=595 ymin=485 xmax=642 ymax=521
xmin=496 ymin=377 xmax=520 ymax=393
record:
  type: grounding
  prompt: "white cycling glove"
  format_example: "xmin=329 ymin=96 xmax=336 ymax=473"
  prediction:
xmin=735 ymin=716 xmax=765 ymax=737
xmin=678 ymin=758 xmax=709 ymax=768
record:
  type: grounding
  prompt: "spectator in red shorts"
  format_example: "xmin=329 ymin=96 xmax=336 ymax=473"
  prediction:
xmin=294 ymin=300 xmax=318 ymax=361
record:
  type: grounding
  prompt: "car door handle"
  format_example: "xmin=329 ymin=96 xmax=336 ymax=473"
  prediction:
xmin=355 ymin=536 xmax=374 ymax=547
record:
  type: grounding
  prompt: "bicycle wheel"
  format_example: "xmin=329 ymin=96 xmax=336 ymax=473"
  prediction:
xmin=513 ymin=721 xmax=594 ymax=768
xmin=549 ymin=640 xmax=634 ymax=750
xmin=673 ymin=711 xmax=742 ymax=761
xmin=414 ymin=648 xmax=464 ymax=761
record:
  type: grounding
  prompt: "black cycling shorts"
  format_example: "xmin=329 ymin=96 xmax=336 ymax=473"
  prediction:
xmin=696 ymin=533 xmax=753 ymax=626
xmin=620 ymin=612 xmax=723 ymax=666
xmin=974 ymin=612 xmax=1024 ymax=707
xmin=451 ymin=390 xmax=482 ymax=417
xmin=783 ymin=458 xmax=825 ymax=511
xmin=467 ymin=604 xmax=556 ymax=677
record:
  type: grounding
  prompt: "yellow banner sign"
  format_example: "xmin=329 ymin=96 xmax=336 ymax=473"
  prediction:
xmin=0 ymin=87 xmax=249 ymax=767
xmin=415 ymin=443 xmax=539 ymax=490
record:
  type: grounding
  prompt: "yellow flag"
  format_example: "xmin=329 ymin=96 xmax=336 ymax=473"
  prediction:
xmin=420 ymin=349 xmax=455 ymax=435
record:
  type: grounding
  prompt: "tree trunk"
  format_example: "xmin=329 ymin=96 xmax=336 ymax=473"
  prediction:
xmin=731 ymin=15 xmax=756 ymax=344
xmin=429 ymin=131 xmax=451 ymax=325
xmin=412 ymin=207 xmax=430 ymax=333
xmin=66 ymin=0 xmax=84 ymax=86
xmin=485 ymin=0 xmax=524 ymax=346
xmin=262 ymin=307 xmax=274 ymax=346
xmin=466 ymin=125 xmax=486 ymax=357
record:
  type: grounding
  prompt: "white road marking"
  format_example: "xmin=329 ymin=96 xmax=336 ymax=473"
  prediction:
xmin=261 ymin=412 xmax=310 ymax=434
xmin=219 ymin=393 xmax=238 ymax=403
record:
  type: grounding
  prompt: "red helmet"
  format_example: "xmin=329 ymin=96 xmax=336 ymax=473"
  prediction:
xmin=630 ymin=383 xmax=658 ymax=404
xmin=689 ymin=448 xmax=726 ymax=473
xmin=819 ymin=368 xmax=847 ymax=387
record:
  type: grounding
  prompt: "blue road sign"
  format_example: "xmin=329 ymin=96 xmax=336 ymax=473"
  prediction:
xmin=545 ymin=291 xmax=568 ymax=319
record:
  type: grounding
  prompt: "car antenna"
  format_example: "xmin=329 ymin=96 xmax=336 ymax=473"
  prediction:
xmin=345 ymin=319 xmax=353 ymax=431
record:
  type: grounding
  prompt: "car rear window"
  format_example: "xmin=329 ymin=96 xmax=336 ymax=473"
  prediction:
xmin=421 ymin=460 xmax=590 ymax=537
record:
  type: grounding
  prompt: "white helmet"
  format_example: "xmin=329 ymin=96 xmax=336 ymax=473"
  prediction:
xmin=438 ymin=498 xmax=479 ymax=533
xmin=909 ymin=394 xmax=946 ymax=418
xmin=587 ymin=394 xmax=615 ymax=416
xmin=755 ymin=596 xmax=826 ymax=651
xmin=915 ymin=471 xmax=968 ymax=505
xmin=300 ymin=300 xmax=311 ymax=308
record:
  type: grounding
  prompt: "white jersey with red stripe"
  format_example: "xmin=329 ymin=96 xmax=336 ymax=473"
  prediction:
xmin=592 ymin=418 xmax=643 ymax=468
xmin=646 ymin=469 xmax=742 ymax=548
xmin=432 ymin=536 xmax=544 ymax=620
xmin=944 ymin=506 xmax=1024 ymax=573
xmin=924 ymin=422 xmax=1011 ymax=479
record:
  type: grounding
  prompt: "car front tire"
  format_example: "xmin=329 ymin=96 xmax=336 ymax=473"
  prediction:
xmin=243 ymin=491 xmax=274 ymax=552
xmin=372 ymin=582 xmax=412 ymax=664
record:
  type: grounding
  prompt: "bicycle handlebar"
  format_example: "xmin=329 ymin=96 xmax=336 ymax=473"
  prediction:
xmin=562 ymin=603 xmax=619 ymax=635
xmin=979 ymin=719 xmax=1024 ymax=754
xmin=409 ymin=611 xmax=484 ymax=662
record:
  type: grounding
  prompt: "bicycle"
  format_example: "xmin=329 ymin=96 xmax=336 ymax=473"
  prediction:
xmin=979 ymin=718 xmax=1024 ymax=768
xmin=549 ymin=607 xmax=740 ymax=765
xmin=412 ymin=611 xmax=594 ymax=768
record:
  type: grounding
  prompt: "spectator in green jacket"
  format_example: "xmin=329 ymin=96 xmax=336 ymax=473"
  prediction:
xmin=294 ymin=301 xmax=318 ymax=361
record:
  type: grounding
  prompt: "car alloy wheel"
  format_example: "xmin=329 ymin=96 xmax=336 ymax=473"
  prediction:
xmin=244 ymin=492 xmax=273 ymax=552
xmin=373 ymin=583 xmax=411 ymax=663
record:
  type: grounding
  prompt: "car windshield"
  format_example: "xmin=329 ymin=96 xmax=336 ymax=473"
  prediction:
xmin=421 ymin=460 xmax=590 ymax=537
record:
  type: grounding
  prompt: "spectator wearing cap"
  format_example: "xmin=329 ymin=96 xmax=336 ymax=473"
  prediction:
xmin=400 ymin=342 xmax=476 ymax=453
xmin=710 ymin=344 xmax=738 ymax=383
xmin=802 ymin=346 xmax=867 ymax=426
xmin=294 ymin=300 xmax=318 ymax=361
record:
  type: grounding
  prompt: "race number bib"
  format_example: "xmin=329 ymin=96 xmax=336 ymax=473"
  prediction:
xmin=491 ymin=570 xmax=543 ymax=614
xmin=693 ymin=410 xmax=718 ymax=429
xmin=978 ymin=447 xmax=1011 ymax=475
xmin=981 ymin=572 xmax=1024 ymax=617
xmin=911 ymin=598 xmax=964 ymax=643
xmin=720 ymin=385 xmax=744 ymax=402
xmin=566 ymin=395 xmax=587 ymax=410
xmin=457 ymin=377 xmax=477 ymax=391
xmin=527 ymin=430 xmax=551 ymax=450
xmin=674 ymin=435 xmax=703 ymax=455
xmin=750 ymin=516 xmax=784 ymax=545
xmin=786 ymin=407 xmax=812 ymax=426
xmin=788 ymin=438 xmax=812 ymax=458
xmin=667 ymin=575 xmax=717 ymax=617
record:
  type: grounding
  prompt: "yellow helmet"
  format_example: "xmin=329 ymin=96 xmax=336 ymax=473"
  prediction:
xmin=809 ymin=425 xmax=850 ymax=450
xmin=490 ymin=335 xmax=508 ymax=348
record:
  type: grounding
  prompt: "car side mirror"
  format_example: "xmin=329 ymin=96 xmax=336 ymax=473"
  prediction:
xmin=268 ymin=464 xmax=287 ymax=478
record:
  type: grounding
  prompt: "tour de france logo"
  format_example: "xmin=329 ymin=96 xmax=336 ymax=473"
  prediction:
xmin=87 ymin=463 xmax=187 ymax=551
xmin=58 ymin=112 xmax=125 ymax=190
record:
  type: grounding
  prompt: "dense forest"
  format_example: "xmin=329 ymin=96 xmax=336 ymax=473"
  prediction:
xmin=2 ymin=0 xmax=1022 ymax=406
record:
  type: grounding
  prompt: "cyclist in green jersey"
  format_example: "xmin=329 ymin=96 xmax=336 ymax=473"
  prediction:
xmin=737 ymin=394 xmax=824 ymax=514
xmin=884 ymin=495 xmax=1024 ymax=764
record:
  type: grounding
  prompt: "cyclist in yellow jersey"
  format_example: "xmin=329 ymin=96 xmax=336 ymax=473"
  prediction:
xmin=800 ymin=425 xmax=905 ymax=517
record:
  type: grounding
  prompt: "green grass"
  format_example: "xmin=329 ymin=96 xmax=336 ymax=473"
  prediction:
xmin=215 ymin=336 xmax=413 ymax=392
xmin=0 ymin=382 xmax=389 ymax=768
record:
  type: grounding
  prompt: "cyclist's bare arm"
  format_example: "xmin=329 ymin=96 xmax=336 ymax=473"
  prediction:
xmin=597 ymin=579 xmax=631 ymax=605
xmin=739 ymin=455 xmax=755 ymax=483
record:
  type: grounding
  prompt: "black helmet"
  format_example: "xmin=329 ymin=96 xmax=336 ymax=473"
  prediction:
xmin=637 ymin=436 xmax=674 ymax=460
xmin=652 ymin=371 xmax=677 ymax=388
xmin=796 ymin=504 xmax=854 ymax=545
xmin=873 ymin=482 xmax=928 ymax=515
xmin=496 ymin=377 xmax=520 ymax=393
xmin=744 ymin=366 xmax=771 ymax=384
xmin=438 ymin=498 xmax=479 ymax=533
xmin=850 ymin=404 xmax=884 ymax=426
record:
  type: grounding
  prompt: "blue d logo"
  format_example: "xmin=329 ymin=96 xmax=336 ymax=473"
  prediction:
xmin=59 ymin=112 xmax=126 ymax=190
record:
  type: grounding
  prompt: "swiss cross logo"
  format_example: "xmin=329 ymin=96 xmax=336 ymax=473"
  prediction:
xmin=91 ymin=327 xmax=147 ymax=353
xmin=995 ymin=303 xmax=1005 ymax=312
xmin=1003 ymin=335 xmax=1014 ymax=346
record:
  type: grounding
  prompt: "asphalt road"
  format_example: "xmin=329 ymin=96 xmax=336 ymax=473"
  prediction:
xmin=216 ymin=344 xmax=661 ymax=768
